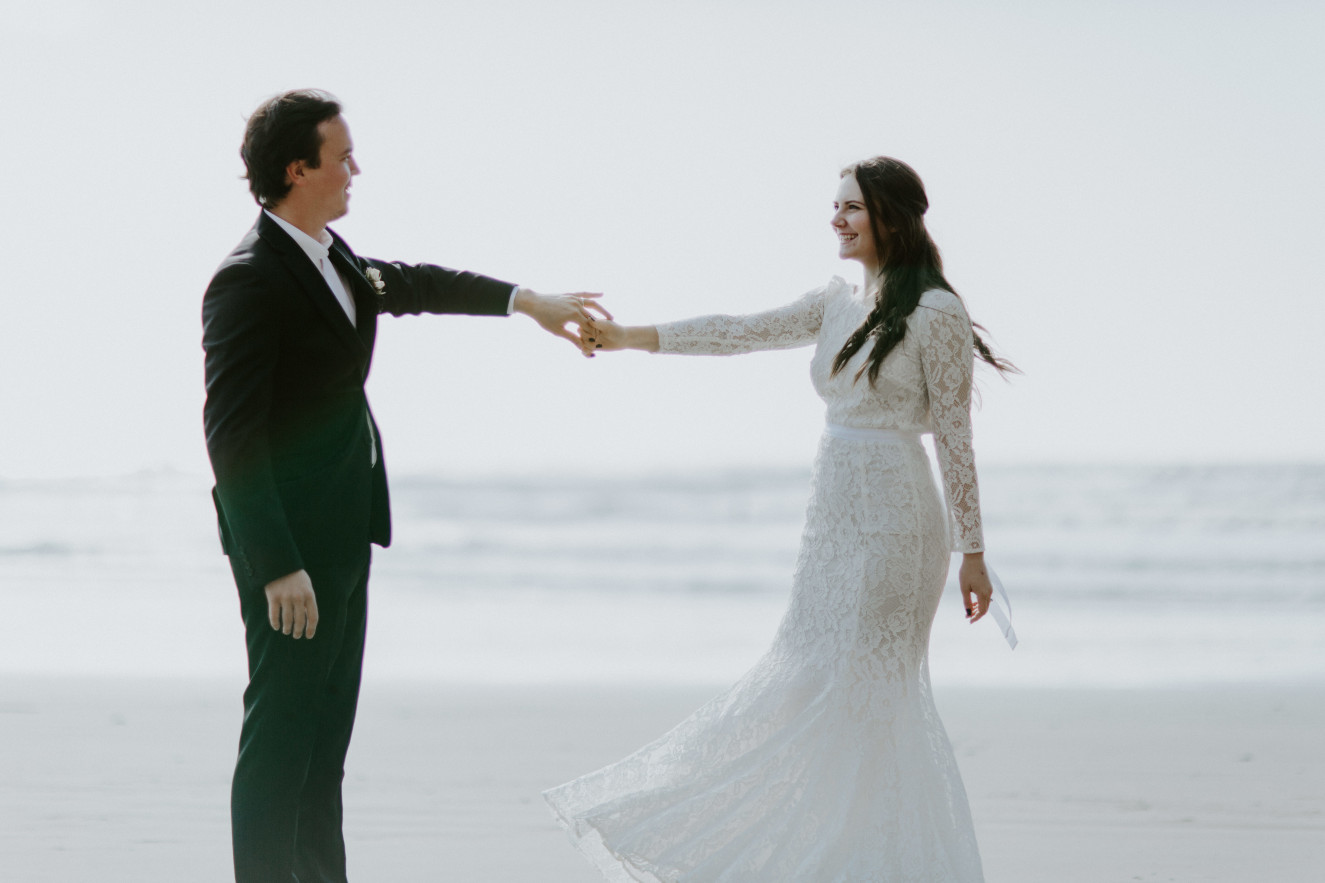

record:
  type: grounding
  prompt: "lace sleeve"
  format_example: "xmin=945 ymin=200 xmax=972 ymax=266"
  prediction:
xmin=914 ymin=290 xmax=984 ymax=553
xmin=655 ymin=285 xmax=826 ymax=355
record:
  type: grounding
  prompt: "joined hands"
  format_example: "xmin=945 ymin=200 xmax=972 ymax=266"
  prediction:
xmin=513 ymin=288 xmax=613 ymax=348
xmin=579 ymin=316 xmax=659 ymax=356
xmin=511 ymin=288 xmax=657 ymax=356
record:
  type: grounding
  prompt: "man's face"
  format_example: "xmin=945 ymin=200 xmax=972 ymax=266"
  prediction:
xmin=296 ymin=115 xmax=359 ymax=224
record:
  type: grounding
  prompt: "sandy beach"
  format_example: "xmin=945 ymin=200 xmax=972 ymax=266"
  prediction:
xmin=1 ymin=675 xmax=1320 ymax=882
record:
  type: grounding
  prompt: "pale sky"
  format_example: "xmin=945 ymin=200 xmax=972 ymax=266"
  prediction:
xmin=1 ymin=0 xmax=1321 ymax=480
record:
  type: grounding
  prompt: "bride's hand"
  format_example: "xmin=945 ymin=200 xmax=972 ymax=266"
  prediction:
xmin=582 ymin=318 xmax=628 ymax=356
xmin=959 ymin=553 xmax=992 ymax=623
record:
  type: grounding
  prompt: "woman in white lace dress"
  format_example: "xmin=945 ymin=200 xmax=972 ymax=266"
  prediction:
xmin=544 ymin=156 xmax=1016 ymax=882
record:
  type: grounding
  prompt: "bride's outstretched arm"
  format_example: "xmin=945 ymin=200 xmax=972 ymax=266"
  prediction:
xmin=581 ymin=285 xmax=827 ymax=357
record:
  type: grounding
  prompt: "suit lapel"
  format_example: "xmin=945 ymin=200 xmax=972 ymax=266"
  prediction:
xmin=256 ymin=213 xmax=367 ymax=358
xmin=327 ymin=239 xmax=379 ymax=351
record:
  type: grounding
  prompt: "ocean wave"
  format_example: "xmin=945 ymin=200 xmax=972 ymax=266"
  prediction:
xmin=0 ymin=542 xmax=81 ymax=557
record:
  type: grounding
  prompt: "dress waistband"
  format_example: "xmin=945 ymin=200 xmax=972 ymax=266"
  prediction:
xmin=824 ymin=423 xmax=922 ymax=442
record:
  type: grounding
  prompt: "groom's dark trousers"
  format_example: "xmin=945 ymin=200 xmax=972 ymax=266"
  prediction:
xmin=203 ymin=211 xmax=513 ymax=882
xmin=229 ymin=550 xmax=369 ymax=883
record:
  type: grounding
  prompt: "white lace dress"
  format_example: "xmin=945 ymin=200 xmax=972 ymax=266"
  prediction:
xmin=544 ymin=277 xmax=987 ymax=882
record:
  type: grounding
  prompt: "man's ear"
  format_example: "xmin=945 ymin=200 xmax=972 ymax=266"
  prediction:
xmin=284 ymin=159 xmax=306 ymax=189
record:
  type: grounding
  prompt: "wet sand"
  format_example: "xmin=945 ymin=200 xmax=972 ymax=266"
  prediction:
xmin=1 ymin=676 xmax=1321 ymax=882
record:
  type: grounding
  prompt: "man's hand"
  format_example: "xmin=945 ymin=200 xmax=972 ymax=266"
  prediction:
xmin=264 ymin=570 xmax=319 ymax=639
xmin=513 ymin=288 xmax=612 ymax=349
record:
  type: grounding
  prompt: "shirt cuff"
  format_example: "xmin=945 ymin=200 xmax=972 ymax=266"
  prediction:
xmin=506 ymin=285 xmax=521 ymax=315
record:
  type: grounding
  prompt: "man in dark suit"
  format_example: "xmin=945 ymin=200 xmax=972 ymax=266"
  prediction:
xmin=202 ymin=89 xmax=605 ymax=883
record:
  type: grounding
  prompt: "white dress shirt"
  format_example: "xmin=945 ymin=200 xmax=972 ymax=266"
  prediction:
xmin=265 ymin=210 xmax=359 ymax=326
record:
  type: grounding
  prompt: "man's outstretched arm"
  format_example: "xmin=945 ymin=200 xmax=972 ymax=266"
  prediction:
xmin=353 ymin=251 xmax=610 ymax=347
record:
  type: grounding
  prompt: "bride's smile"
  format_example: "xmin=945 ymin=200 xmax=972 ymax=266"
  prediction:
xmin=831 ymin=171 xmax=879 ymax=270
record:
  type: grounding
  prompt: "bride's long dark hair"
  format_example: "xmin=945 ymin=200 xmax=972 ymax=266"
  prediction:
xmin=831 ymin=157 xmax=1016 ymax=385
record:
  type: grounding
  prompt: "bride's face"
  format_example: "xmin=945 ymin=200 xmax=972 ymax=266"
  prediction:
xmin=831 ymin=173 xmax=878 ymax=270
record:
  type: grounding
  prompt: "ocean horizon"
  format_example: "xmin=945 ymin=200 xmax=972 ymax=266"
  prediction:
xmin=2 ymin=461 xmax=1322 ymax=688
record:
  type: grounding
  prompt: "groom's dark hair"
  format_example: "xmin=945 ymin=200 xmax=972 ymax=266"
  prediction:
xmin=241 ymin=89 xmax=343 ymax=207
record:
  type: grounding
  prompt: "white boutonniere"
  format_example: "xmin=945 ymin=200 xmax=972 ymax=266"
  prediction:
xmin=364 ymin=267 xmax=386 ymax=295
xmin=364 ymin=266 xmax=386 ymax=311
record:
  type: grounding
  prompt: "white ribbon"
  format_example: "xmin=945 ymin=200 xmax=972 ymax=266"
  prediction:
xmin=985 ymin=565 xmax=1018 ymax=650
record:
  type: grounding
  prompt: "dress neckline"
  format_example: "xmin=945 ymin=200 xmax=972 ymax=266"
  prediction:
xmin=847 ymin=280 xmax=877 ymax=305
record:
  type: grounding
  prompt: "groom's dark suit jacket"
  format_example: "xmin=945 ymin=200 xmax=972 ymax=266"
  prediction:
xmin=203 ymin=212 xmax=513 ymax=588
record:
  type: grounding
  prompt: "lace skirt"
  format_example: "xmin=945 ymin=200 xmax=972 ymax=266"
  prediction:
xmin=544 ymin=428 xmax=985 ymax=882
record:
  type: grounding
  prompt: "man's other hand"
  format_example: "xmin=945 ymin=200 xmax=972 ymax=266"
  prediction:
xmin=264 ymin=570 xmax=319 ymax=639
